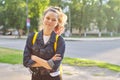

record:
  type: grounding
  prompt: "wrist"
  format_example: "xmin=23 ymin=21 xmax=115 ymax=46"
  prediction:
xmin=48 ymin=59 xmax=54 ymax=68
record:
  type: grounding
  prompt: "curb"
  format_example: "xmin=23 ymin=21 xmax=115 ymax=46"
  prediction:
xmin=0 ymin=35 xmax=120 ymax=41
xmin=64 ymin=37 xmax=120 ymax=41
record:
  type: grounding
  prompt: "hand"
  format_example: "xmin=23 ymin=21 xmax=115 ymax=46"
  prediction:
xmin=31 ymin=55 xmax=38 ymax=61
xmin=52 ymin=54 xmax=61 ymax=61
xmin=31 ymin=55 xmax=52 ymax=69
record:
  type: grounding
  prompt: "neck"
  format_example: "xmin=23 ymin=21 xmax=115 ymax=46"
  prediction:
xmin=43 ymin=29 xmax=52 ymax=36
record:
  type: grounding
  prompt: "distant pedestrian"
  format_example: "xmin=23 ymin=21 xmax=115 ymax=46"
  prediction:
xmin=14 ymin=30 xmax=18 ymax=38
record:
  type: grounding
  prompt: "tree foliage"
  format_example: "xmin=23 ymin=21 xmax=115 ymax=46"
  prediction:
xmin=0 ymin=0 xmax=49 ymax=34
xmin=0 ymin=0 xmax=26 ymax=35
xmin=1 ymin=0 xmax=120 ymax=36
xmin=28 ymin=0 xmax=49 ymax=32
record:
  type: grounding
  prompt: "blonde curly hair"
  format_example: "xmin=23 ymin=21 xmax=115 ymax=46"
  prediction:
xmin=43 ymin=6 xmax=67 ymax=35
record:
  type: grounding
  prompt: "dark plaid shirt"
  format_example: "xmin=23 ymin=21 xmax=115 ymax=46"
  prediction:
xmin=23 ymin=30 xmax=65 ymax=71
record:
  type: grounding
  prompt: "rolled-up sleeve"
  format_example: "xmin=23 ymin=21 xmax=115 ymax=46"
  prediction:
xmin=52 ymin=36 xmax=65 ymax=71
xmin=23 ymin=33 xmax=36 ymax=67
xmin=48 ymin=59 xmax=54 ymax=68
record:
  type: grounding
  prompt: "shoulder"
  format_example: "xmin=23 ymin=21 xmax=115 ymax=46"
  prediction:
xmin=58 ymin=35 xmax=65 ymax=44
xmin=27 ymin=32 xmax=35 ymax=40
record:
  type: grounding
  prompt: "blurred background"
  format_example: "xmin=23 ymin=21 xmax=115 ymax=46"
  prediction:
xmin=0 ymin=1 xmax=120 ymax=79
xmin=0 ymin=0 xmax=120 ymax=38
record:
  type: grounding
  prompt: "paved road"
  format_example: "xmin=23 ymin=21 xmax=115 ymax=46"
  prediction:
xmin=65 ymin=40 xmax=120 ymax=65
xmin=0 ymin=36 xmax=120 ymax=65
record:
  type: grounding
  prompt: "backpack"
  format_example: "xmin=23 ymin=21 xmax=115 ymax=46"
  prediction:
xmin=32 ymin=32 xmax=63 ymax=79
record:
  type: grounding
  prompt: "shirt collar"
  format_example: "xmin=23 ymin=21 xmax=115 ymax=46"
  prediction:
xmin=37 ymin=30 xmax=57 ymax=43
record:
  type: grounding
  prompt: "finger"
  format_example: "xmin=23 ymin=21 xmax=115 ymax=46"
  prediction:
xmin=56 ymin=57 xmax=61 ymax=60
xmin=55 ymin=54 xmax=61 ymax=57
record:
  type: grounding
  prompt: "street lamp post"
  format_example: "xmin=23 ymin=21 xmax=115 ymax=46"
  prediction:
xmin=63 ymin=5 xmax=71 ymax=37
xmin=68 ymin=7 xmax=71 ymax=36
xmin=26 ymin=0 xmax=30 ymax=35
xmin=26 ymin=0 xmax=28 ymax=18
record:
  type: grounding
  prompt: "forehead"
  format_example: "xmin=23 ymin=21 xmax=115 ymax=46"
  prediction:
xmin=44 ymin=11 xmax=58 ymax=19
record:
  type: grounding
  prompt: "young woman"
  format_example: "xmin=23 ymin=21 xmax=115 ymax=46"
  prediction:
xmin=23 ymin=6 xmax=67 ymax=80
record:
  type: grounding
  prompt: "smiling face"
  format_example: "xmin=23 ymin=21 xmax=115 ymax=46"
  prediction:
xmin=43 ymin=11 xmax=58 ymax=31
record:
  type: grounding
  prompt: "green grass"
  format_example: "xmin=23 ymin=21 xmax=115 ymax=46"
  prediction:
xmin=0 ymin=47 xmax=23 ymax=64
xmin=0 ymin=47 xmax=120 ymax=72
xmin=63 ymin=57 xmax=120 ymax=72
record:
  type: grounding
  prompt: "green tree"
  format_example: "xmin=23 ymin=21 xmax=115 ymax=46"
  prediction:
xmin=68 ymin=0 xmax=97 ymax=36
xmin=28 ymin=0 xmax=49 ymax=32
xmin=0 ymin=0 xmax=26 ymax=36
xmin=49 ymin=0 xmax=62 ymax=7
xmin=105 ymin=0 xmax=120 ymax=33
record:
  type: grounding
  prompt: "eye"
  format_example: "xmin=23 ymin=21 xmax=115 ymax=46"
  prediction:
xmin=46 ymin=17 xmax=50 ymax=20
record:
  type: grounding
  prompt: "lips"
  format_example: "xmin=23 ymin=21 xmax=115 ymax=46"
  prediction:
xmin=46 ymin=24 xmax=51 ymax=26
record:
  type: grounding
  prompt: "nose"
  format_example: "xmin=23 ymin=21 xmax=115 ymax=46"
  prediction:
xmin=48 ymin=19 xmax=52 ymax=23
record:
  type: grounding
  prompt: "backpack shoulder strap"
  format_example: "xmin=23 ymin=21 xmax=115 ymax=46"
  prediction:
xmin=54 ymin=35 xmax=63 ymax=79
xmin=54 ymin=34 xmax=59 ymax=52
xmin=32 ymin=32 xmax=38 ymax=45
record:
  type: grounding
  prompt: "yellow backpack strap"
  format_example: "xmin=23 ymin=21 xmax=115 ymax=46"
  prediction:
xmin=32 ymin=32 xmax=38 ymax=45
xmin=54 ymin=35 xmax=63 ymax=80
xmin=54 ymin=34 xmax=59 ymax=52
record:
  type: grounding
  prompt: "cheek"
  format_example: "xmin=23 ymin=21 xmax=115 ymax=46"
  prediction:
xmin=48 ymin=21 xmax=58 ymax=27
xmin=43 ymin=18 xmax=58 ymax=27
xmin=53 ymin=22 xmax=58 ymax=26
xmin=53 ymin=20 xmax=59 ymax=26
xmin=43 ymin=19 xmax=47 ymax=25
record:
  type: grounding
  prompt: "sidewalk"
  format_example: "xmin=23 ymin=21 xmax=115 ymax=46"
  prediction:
xmin=0 ymin=63 xmax=120 ymax=80
xmin=1 ymin=35 xmax=120 ymax=41
xmin=64 ymin=37 xmax=120 ymax=41
xmin=0 ymin=35 xmax=27 ymax=39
